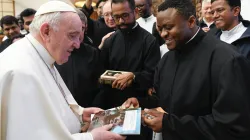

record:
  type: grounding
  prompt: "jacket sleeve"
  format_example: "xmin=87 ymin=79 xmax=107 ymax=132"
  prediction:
xmin=161 ymin=55 xmax=250 ymax=140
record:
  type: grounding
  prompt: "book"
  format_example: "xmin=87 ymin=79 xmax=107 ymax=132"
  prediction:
xmin=99 ymin=70 xmax=129 ymax=85
xmin=87 ymin=107 xmax=141 ymax=135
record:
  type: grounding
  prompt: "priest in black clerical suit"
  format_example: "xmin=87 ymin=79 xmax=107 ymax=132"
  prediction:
xmin=124 ymin=0 xmax=250 ymax=140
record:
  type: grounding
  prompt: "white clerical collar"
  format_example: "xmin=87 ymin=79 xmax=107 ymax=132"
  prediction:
xmin=220 ymin=22 xmax=247 ymax=44
xmin=132 ymin=22 xmax=138 ymax=29
xmin=142 ymin=14 xmax=154 ymax=22
xmin=26 ymin=34 xmax=55 ymax=68
xmin=222 ymin=22 xmax=244 ymax=35
xmin=186 ymin=27 xmax=200 ymax=44
xmin=203 ymin=18 xmax=214 ymax=28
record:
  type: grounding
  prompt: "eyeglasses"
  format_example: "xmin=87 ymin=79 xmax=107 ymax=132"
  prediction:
xmin=112 ymin=12 xmax=133 ymax=22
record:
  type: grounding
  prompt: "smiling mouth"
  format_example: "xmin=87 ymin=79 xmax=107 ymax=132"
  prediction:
xmin=165 ymin=39 xmax=172 ymax=44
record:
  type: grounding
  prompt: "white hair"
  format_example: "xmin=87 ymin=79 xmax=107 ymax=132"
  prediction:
xmin=29 ymin=12 xmax=62 ymax=35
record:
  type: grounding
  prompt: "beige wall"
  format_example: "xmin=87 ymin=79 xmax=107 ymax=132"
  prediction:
xmin=15 ymin=0 xmax=75 ymax=16
xmin=241 ymin=0 xmax=250 ymax=21
xmin=15 ymin=0 xmax=47 ymax=15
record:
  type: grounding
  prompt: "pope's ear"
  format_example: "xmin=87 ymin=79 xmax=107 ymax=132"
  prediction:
xmin=40 ymin=23 xmax=50 ymax=41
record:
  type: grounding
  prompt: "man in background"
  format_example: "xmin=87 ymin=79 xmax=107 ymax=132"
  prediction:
xmin=82 ymin=0 xmax=116 ymax=47
xmin=135 ymin=0 xmax=156 ymax=33
xmin=20 ymin=8 xmax=36 ymax=33
xmin=96 ymin=0 xmax=160 ymax=139
xmin=210 ymin=0 xmax=250 ymax=59
xmin=199 ymin=0 xmax=215 ymax=32
xmin=0 ymin=15 xmax=21 ymax=53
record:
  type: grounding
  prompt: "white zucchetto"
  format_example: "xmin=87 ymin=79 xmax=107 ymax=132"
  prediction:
xmin=35 ymin=1 xmax=76 ymax=17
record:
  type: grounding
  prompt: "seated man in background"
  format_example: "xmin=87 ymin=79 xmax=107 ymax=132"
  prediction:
xmin=0 ymin=15 xmax=21 ymax=53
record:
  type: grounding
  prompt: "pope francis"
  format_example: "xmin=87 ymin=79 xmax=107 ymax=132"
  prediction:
xmin=0 ymin=1 xmax=125 ymax=140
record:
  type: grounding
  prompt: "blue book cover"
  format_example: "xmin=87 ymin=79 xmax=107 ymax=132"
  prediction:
xmin=88 ymin=107 xmax=141 ymax=135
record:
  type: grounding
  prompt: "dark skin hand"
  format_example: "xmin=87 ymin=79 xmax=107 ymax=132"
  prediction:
xmin=112 ymin=72 xmax=134 ymax=90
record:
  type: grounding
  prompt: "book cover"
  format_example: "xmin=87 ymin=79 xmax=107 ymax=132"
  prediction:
xmin=87 ymin=107 xmax=141 ymax=135
xmin=99 ymin=70 xmax=129 ymax=85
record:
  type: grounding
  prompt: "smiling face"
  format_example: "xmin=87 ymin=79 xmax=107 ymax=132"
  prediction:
xmin=211 ymin=0 xmax=240 ymax=31
xmin=103 ymin=1 xmax=116 ymax=28
xmin=201 ymin=1 xmax=213 ymax=21
xmin=45 ymin=12 xmax=82 ymax=65
xmin=156 ymin=8 xmax=194 ymax=50
xmin=3 ymin=23 xmax=20 ymax=39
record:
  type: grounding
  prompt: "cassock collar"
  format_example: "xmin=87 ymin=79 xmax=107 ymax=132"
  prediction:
xmin=176 ymin=29 xmax=206 ymax=53
xmin=120 ymin=22 xmax=139 ymax=34
xmin=186 ymin=27 xmax=200 ymax=44
xmin=26 ymin=34 xmax=55 ymax=68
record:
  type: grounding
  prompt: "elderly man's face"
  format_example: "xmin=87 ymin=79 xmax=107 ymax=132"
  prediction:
xmin=103 ymin=1 xmax=116 ymax=28
xmin=47 ymin=12 xmax=82 ymax=65
xmin=201 ymin=2 xmax=213 ymax=20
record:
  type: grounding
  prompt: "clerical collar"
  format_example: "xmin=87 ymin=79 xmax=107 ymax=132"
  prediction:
xmin=26 ymin=34 xmax=55 ymax=68
xmin=186 ymin=27 xmax=200 ymax=44
xmin=221 ymin=22 xmax=247 ymax=44
xmin=132 ymin=22 xmax=138 ymax=29
xmin=142 ymin=14 xmax=154 ymax=22
xmin=203 ymin=18 xmax=214 ymax=28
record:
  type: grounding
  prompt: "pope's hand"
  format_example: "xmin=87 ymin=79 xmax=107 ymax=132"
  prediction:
xmin=82 ymin=107 xmax=103 ymax=122
xmin=121 ymin=97 xmax=139 ymax=109
xmin=112 ymin=72 xmax=134 ymax=90
xmin=91 ymin=124 xmax=126 ymax=140
xmin=143 ymin=108 xmax=164 ymax=133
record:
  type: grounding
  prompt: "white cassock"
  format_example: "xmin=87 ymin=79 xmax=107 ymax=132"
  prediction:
xmin=0 ymin=34 xmax=93 ymax=140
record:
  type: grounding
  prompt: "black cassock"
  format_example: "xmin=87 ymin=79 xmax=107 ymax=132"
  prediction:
xmin=95 ymin=24 xmax=160 ymax=140
xmin=143 ymin=30 xmax=250 ymax=140
xmin=95 ymin=24 xmax=160 ymax=109
xmin=56 ymin=43 xmax=101 ymax=107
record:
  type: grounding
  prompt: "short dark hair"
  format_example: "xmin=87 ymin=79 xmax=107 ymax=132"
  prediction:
xmin=158 ymin=0 xmax=196 ymax=19
xmin=0 ymin=15 xmax=19 ymax=28
xmin=211 ymin=0 xmax=241 ymax=8
xmin=112 ymin=0 xmax=136 ymax=11
xmin=96 ymin=0 xmax=107 ymax=8
xmin=211 ymin=0 xmax=242 ymax=20
xmin=20 ymin=8 xmax=36 ymax=23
